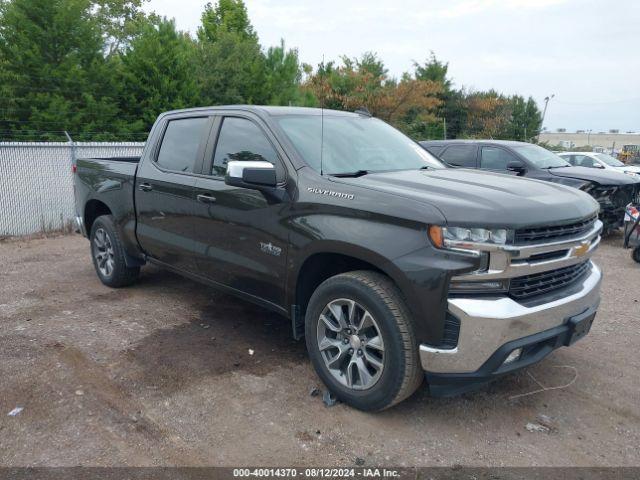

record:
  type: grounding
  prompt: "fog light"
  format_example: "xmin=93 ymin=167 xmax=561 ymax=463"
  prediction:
xmin=503 ymin=348 xmax=523 ymax=365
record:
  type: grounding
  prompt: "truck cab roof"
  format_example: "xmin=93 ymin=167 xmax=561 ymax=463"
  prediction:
xmin=159 ymin=105 xmax=360 ymax=119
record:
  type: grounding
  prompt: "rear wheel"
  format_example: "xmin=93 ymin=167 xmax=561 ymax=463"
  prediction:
xmin=90 ymin=215 xmax=140 ymax=287
xmin=305 ymin=271 xmax=423 ymax=411
xmin=632 ymin=246 xmax=640 ymax=263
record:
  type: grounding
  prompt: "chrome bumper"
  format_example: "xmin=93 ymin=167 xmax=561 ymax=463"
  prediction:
xmin=420 ymin=261 xmax=602 ymax=374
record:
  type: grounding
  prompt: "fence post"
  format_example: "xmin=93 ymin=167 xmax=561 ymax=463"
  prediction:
xmin=64 ymin=131 xmax=76 ymax=168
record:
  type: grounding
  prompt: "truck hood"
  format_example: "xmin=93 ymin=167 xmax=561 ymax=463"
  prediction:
xmin=547 ymin=166 xmax=640 ymax=185
xmin=334 ymin=168 xmax=599 ymax=228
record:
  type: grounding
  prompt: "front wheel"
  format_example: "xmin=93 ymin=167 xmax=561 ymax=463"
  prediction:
xmin=90 ymin=215 xmax=140 ymax=288
xmin=305 ymin=271 xmax=423 ymax=411
xmin=632 ymin=246 xmax=640 ymax=263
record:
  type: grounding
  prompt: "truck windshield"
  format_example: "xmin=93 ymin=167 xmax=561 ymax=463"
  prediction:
xmin=595 ymin=153 xmax=624 ymax=167
xmin=275 ymin=114 xmax=444 ymax=175
xmin=512 ymin=144 xmax=571 ymax=169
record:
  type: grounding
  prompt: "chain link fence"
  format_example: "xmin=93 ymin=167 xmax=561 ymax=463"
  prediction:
xmin=0 ymin=142 xmax=145 ymax=237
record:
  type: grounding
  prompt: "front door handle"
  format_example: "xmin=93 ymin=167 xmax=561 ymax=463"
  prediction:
xmin=197 ymin=194 xmax=217 ymax=204
xmin=138 ymin=183 xmax=153 ymax=192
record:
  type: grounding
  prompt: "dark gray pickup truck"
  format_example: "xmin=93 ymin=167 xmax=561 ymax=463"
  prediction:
xmin=74 ymin=106 xmax=603 ymax=410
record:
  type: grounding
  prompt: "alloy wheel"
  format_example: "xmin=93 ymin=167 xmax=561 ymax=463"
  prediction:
xmin=317 ymin=298 xmax=385 ymax=390
xmin=93 ymin=228 xmax=115 ymax=277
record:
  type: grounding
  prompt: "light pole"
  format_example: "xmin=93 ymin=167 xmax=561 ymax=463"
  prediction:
xmin=587 ymin=129 xmax=592 ymax=146
xmin=537 ymin=94 xmax=555 ymax=142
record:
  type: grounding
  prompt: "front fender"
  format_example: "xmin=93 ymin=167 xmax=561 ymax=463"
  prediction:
xmin=285 ymin=212 xmax=480 ymax=345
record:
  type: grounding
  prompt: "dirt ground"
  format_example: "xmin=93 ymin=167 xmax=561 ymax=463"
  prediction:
xmin=0 ymin=233 xmax=638 ymax=467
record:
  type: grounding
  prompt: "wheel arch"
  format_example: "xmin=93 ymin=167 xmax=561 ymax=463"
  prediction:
xmin=288 ymin=242 xmax=410 ymax=328
xmin=84 ymin=199 xmax=112 ymax=235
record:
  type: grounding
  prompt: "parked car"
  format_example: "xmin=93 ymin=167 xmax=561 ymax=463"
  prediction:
xmin=75 ymin=107 xmax=603 ymax=410
xmin=557 ymin=151 xmax=640 ymax=177
xmin=420 ymin=140 xmax=640 ymax=232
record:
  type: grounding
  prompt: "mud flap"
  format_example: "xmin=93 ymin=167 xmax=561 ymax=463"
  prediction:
xmin=291 ymin=304 xmax=305 ymax=340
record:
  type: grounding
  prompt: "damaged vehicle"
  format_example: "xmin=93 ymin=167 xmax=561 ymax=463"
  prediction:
xmin=420 ymin=140 xmax=640 ymax=233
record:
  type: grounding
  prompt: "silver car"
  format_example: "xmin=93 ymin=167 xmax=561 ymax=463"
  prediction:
xmin=559 ymin=151 xmax=640 ymax=178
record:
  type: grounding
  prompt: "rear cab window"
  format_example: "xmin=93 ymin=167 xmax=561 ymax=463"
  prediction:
xmin=156 ymin=117 xmax=210 ymax=173
xmin=440 ymin=145 xmax=478 ymax=168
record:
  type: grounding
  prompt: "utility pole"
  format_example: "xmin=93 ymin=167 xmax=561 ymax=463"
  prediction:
xmin=443 ymin=118 xmax=446 ymax=140
xmin=537 ymin=94 xmax=555 ymax=142
xmin=587 ymin=129 xmax=592 ymax=146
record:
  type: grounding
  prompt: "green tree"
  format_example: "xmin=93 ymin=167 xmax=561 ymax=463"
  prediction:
xmin=195 ymin=0 xmax=271 ymax=105
xmin=414 ymin=52 xmax=451 ymax=90
xmin=196 ymin=29 xmax=267 ymax=105
xmin=413 ymin=52 xmax=466 ymax=139
xmin=509 ymin=95 xmax=542 ymax=142
xmin=117 ymin=17 xmax=199 ymax=131
xmin=197 ymin=0 xmax=256 ymax=43
xmin=264 ymin=39 xmax=304 ymax=105
xmin=0 ymin=0 xmax=147 ymax=140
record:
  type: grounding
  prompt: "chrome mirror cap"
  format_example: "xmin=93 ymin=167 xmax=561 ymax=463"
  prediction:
xmin=227 ymin=160 xmax=274 ymax=179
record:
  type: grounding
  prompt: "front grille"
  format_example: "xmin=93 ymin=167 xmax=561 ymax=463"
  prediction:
xmin=514 ymin=215 xmax=597 ymax=244
xmin=509 ymin=261 xmax=591 ymax=300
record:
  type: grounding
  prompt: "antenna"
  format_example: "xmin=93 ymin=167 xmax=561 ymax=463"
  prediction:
xmin=320 ymin=54 xmax=325 ymax=177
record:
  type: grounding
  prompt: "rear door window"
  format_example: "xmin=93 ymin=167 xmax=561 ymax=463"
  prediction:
xmin=156 ymin=117 xmax=209 ymax=173
xmin=440 ymin=145 xmax=478 ymax=167
xmin=479 ymin=146 xmax=518 ymax=170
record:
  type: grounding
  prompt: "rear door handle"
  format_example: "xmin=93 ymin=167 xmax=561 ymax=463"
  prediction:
xmin=197 ymin=194 xmax=216 ymax=204
xmin=138 ymin=183 xmax=153 ymax=192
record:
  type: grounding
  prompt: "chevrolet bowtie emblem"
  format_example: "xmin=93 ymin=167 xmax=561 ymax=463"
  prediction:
xmin=574 ymin=242 xmax=590 ymax=257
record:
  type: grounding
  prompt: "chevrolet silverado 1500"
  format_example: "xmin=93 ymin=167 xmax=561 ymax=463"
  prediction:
xmin=74 ymin=106 xmax=603 ymax=410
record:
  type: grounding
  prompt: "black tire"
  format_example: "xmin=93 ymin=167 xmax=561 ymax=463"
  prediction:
xmin=305 ymin=271 xmax=423 ymax=411
xmin=89 ymin=215 xmax=140 ymax=288
xmin=632 ymin=246 xmax=640 ymax=264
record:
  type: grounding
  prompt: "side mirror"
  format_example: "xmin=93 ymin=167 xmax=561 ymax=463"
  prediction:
xmin=225 ymin=160 xmax=277 ymax=189
xmin=595 ymin=164 xmax=605 ymax=169
xmin=506 ymin=160 xmax=526 ymax=174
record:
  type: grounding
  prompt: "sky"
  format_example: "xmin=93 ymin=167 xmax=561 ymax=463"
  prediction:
xmin=144 ymin=0 xmax=640 ymax=133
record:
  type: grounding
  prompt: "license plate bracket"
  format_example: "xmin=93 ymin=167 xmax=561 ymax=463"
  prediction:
xmin=565 ymin=310 xmax=596 ymax=346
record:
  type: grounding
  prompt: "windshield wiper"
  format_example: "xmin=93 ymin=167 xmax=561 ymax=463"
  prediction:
xmin=543 ymin=165 xmax=569 ymax=169
xmin=329 ymin=170 xmax=370 ymax=177
xmin=419 ymin=165 xmax=434 ymax=170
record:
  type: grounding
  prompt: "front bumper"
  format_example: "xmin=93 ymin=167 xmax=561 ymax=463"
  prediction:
xmin=420 ymin=262 xmax=601 ymax=394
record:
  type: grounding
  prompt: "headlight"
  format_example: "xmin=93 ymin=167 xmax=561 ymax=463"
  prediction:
xmin=624 ymin=171 xmax=639 ymax=177
xmin=428 ymin=225 xmax=511 ymax=293
xmin=428 ymin=225 xmax=509 ymax=250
